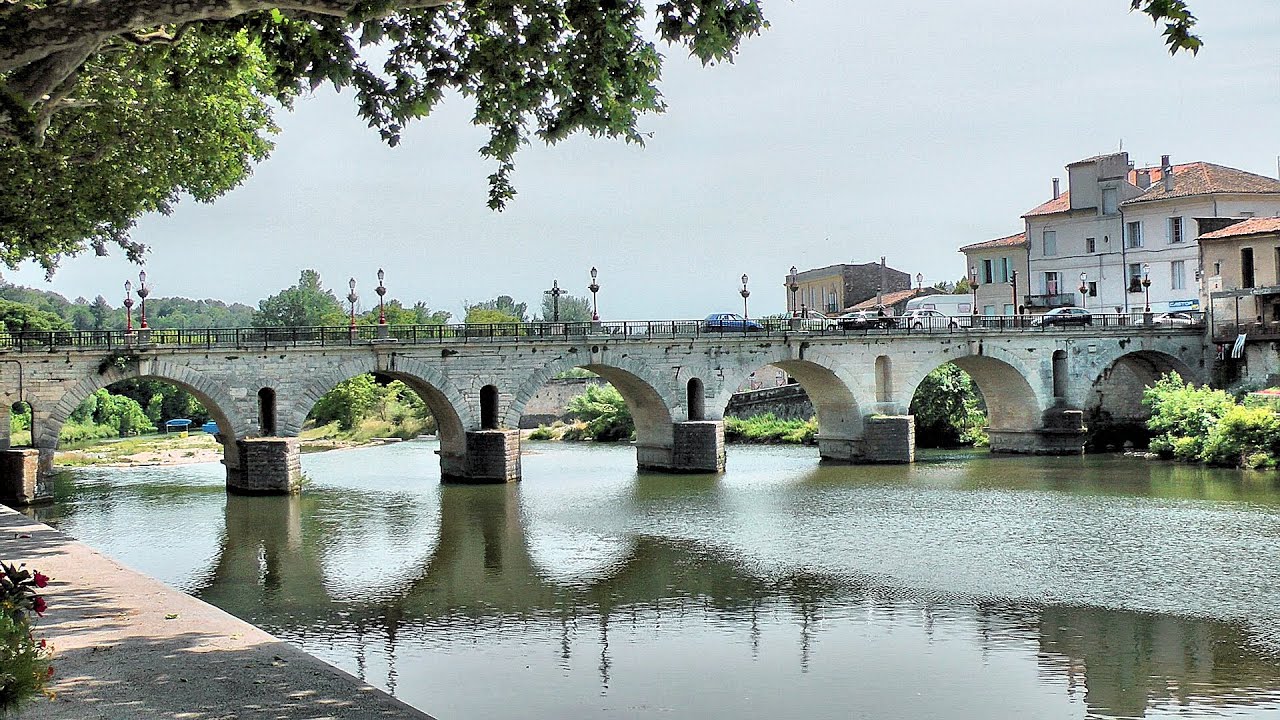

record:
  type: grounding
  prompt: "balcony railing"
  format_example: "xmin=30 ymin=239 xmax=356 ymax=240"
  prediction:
xmin=1023 ymin=293 xmax=1078 ymax=309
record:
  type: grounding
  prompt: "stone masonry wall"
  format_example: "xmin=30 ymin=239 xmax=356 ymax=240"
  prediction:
xmin=725 ymin=384 xmax=814 ymax=421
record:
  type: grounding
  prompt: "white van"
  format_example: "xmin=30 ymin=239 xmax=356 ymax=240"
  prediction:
xmin=903 ymin=295 xmax=974 ymax=326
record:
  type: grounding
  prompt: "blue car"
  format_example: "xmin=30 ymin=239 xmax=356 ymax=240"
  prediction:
xmin=702 ymin=313 xmax=764 ymax=332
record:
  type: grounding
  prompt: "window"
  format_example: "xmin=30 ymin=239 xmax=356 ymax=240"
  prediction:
xmin=982 ymin=259 xmax=994 ymax=284
xmin=1042 ymin=230 xmax=1057 ymax=256
xmin=1102 ymin=187 xmax=1118 ymax=215
xmin=1128 ymin=263 xmax=1144 ymax=292
xmin=1003 ymin=304 xmax=1015 ymax=316
xmin=1000 ymin=257 xmax=1012 ymax=283
xmin=1171 ymin=260 xmax=1185 ymax=290
xmin=1125 ymin=221 xmax=1143 ymax=249
xmin=1044 ymin=271 xmax=1060 ymax=295
xmin=1088 ymin=281 xmax=1098 ymax=297
xmin=1085 ymin=237 xmax=1096 ymax=254
xmin=1168 ymin=216 xmax=1184 ymax=244
xmin=959 ymin=303 xmax=972 ymax=314
xmin=983 ymin=305 xmax=997 ymax=316
xmin=1242 ymin=247 xmax=1255 ymax=289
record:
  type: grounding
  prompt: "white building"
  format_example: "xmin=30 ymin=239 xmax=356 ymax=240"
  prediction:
xmin=1023 ymin=152 xmax=1280 ymax=316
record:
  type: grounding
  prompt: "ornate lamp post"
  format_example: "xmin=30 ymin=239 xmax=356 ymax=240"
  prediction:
xmin=969 ymin=265 xmax=979 ymax=316
xmin=915 ymin=272 xmax=923 ymax=292
xmin=375 ymin=269 xmax=387 ymax=325
xmin=787 ymin=266 xmax=800 ymax=315
xmin=588 ymin=267 xmax=600 ymax=321
xmin=347 ymin=278 xmax=358 ymax=331
xmin=1142 ymin=263 xmax=1152 ymax=313
xmin=123 ymin=280 xmax=134 ymax=333
xmin=1010 ymin=269 xmax=1019 ymax=315
xmin=1078 ymin=271 xmax=1088 ymax=310
xmin=137 ymin=270 xmax=150 ymax=330
xmin=545 ymin=280 xmax=564 ymax=322
xmin=739 ymin=274 xmax=750 ymax=319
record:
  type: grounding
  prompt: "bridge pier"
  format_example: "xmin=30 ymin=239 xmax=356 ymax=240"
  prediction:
xmin=638 ymin=421 xmax=725 ymax=473
xmin=817 ymin=415 xmax=915 ymax=464
xmin=988 ymin=409 xmax=1086 ymax=455
xmin=441 ymin=430 xmax=522 ymax=484
xmin=228 ymin=438 xmax=302 ymax=495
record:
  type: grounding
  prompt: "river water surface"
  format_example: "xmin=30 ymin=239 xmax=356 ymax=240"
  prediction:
xmin=27 ymin=441 xmax=1280 ymax=719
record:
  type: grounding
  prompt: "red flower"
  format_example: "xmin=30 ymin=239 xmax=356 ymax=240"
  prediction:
xmin=32 ymin=572 xmax=48 ymax=588
xmin=45 ymin=666 xmax=54 ymax=679
xmin=32 ymin=596 xmax=46 ymax=615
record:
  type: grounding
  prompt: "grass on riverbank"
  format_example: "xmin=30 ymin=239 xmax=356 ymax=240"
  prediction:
xmin=55 ymin=432 xmax=222 ymax=467
xmin=299 ymin=417 xmax=434 ymax=451
xmin=528 ymin=414 xmax=819 ymax=445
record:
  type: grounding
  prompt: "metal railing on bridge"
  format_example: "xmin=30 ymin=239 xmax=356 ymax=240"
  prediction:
xmin=0 ymin=313 xmax=1206 ymax=352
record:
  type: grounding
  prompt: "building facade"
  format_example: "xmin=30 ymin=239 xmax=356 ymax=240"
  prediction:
xmin=784 ymin=261 xmax=911 ymax=315
xmin=1199 ymin=217 xmax=1280 ymax=340
xmin=959 ymin=232 xmax=1029 ymax=316
xmin=1023 ymin=152 xmax=1280 ymax=317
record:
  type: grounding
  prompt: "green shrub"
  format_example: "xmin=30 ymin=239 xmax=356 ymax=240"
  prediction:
xmin=567 ymin=384 xmax=633 ymax=441
xmin=1143 ymin=372 xmax=1235 ymax=454
xmin=1171 ymin=435 xmax=1203 ymax=462
xmin=725 ymin=414 xmax=817 ymax=444
xmin=909 ymin=364 xmax=987 ymax=448
xmin=1148 ymin=436 xmax=1174 ymax=459
xmin=1201 ymin=405 xmax=1280 ymax=467
xmin=528 ymin=425 xmax=555 ymax=440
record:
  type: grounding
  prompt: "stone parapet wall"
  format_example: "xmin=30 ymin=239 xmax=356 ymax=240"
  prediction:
xmin=518 ymin=377 xmax=607 ymax=428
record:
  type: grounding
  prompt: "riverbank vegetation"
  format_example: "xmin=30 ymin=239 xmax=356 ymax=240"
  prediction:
xmin=910 ymin=365 xmax=989 ymax=448
xmin=1145 ymin=373 xmax=1280 ymax=469
xmin=724 ymin=414 xmax=817 ymax=444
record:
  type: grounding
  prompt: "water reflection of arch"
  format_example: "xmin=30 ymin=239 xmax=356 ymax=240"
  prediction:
xmin=506 ymin=357 xmax=678 ymax=451
xmin=287 ymin=356 xmax=472 ymax=469
xmin=39 ymin=362 xmax=241 ymax=465
xmin=708 ymin=347 xmax=866 ymax=441
xmin=899 ymin=347 xmax=1048 ymax=433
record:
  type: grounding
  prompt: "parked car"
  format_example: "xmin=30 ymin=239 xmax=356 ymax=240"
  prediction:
xmin=900 ymin=308 xmax=959 ymax=329
xmin=789 ymin=309 xmax=838 ymax=330
xmin=835 ymin=310 xmax=898 ymax=329
xmin=701 ymin=313 xmax=764 ymax=332
xmin=1031 ymin=307 xmax=1092 ymax=327
xmin=1153 ymin=311 xmax=1198 ymax=327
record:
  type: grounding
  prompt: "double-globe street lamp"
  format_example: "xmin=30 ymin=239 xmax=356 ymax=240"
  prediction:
xmin=375 ymin=269 xmax=387 ymax=325
xmin=969 ymin=265 xmax=979 ymax=316
xmin=739 ymin=274 xmax=750 ymax=319
xmin=1142 ymin=263 xmax=1153 ymax=314
xmin=123 ymin=280 xmax=134 ymax=333
xmin=347 ymin=278 xmax=358 ymax=331
xmin=588 ymin=267 xmax=600 ymax=321
xmin=137 ymin=270 xmax=150 ymax=330
xmin=1078 ymin=271 xmax=1088 ymax=310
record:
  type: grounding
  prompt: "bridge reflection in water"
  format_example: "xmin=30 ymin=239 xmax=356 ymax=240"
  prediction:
xmin=137 ymin=472 xmax=1280 ymax=720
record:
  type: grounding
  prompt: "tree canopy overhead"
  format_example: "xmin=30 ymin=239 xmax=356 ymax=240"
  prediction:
xmin=0 ymin=1 xmax=1200 ymax=272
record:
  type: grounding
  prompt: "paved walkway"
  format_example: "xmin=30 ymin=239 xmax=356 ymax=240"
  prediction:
xmin=0 ymin=507 xmax=433 ymax=719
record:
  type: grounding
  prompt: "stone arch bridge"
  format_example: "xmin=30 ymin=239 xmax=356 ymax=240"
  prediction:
xmin=0 ymin=322 xmax=1207 ymax=501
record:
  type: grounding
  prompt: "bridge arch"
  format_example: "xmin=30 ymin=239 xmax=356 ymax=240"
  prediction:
xmin=287 ymin=356 xmax=473 ymax=466
xmin=899 ymin=346 xmax=1048 ymax=435
xmin=39 ymin=360 xmax=244 ymax=466
xmin=1086 ymin=349 xmax=1199 ymax=446
xmin=708 ymin=347 xmax=866 ymax=445
xmin=505 ymin=355 xmax=678 ymax=451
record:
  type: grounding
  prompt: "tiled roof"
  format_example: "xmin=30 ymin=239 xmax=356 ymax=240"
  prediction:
xmin=849 ymin=288 xmax=930 ymax=311
xmin=1123 ymin=162 xmax=1280 ymax=205
xmin=1198 ymin=217 xmax=1280 ymax=241
xmin=960 ymin=232 xmax=1026 ymax=253
xmin=1023 ymin=191 xmax=1070 ymax=217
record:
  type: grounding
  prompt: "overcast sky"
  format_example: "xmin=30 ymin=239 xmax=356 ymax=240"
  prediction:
xmin=7 ymin=0 xmax=1279 ymax=320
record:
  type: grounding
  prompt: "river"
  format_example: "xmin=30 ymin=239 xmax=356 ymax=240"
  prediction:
xmin=25 ymin=441 xmax=1280 ymax=719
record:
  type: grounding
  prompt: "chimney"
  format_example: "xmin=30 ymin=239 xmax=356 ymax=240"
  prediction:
xmin=1161 ymin=154 xmax=1174 ymax=192
xmin=1052 ymin=177 xmax=1060 ymax=199
xmin=1135 ymin=169 xmax=1151 ymax=188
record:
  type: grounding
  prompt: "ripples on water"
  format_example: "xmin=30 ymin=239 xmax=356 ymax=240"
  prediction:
xmin=30 ymin=441 xmax=1280 ymax=719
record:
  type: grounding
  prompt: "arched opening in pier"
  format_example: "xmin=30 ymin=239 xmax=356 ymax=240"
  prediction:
xmin=258 ymin=387 xmax=277 ymax=436
xmin=1087 ymin=350 xmax=1197 ymax=450
xmin=687 ymin=378 xmax=706 ymax=421
xmin=480 ymin=385 xmax=499 ymax=430
xmin=7 ymin=401 xmax=34 ymax=448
